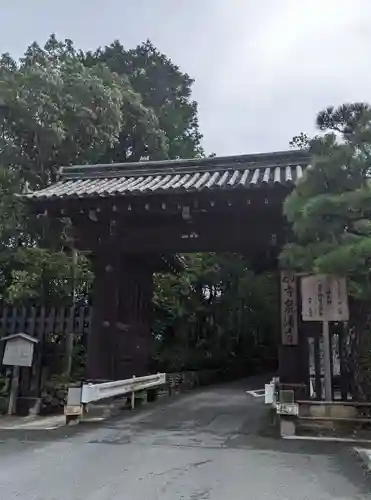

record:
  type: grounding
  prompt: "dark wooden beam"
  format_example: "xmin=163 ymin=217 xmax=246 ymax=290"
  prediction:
xmin=71 ymin=215 xmax=287 ymax=254
xmin=72 ymin=214 xmax=289 ymax=253
xmin=27 ymin=186 xmax=290 ymax=219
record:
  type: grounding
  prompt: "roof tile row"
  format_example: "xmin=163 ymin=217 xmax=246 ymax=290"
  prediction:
xmin=27 ymin=164 xmax=305 ymax=200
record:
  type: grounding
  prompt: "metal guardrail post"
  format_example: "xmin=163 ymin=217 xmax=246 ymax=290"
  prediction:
xmin=64 ymin=384 xmax=84 ymax=424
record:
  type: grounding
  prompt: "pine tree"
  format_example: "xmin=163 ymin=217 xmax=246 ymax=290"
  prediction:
xmin=282 ymin=103 xmax=371 ymax=300
xmin=283 ymin=103 xmax=371 ymax=398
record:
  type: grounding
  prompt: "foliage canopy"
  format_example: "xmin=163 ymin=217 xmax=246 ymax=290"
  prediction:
xmin=283 ymin=102 xmax=371 ymax=300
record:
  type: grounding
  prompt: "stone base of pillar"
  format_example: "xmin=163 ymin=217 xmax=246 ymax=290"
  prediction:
xmin=280 ymin=417 xmax=296 ymax=437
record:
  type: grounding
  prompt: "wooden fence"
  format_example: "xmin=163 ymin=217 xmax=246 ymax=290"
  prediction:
xmin=0 ymin=307 xmax=92 ymax=410
xmin=0 ymin=306 xmax=92 ymax=341
xmin=307 ymin=326 xmax=351 ymax=401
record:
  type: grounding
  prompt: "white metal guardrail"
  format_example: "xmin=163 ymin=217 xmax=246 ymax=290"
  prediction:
xmin=65 ymin=373 xmax=167 ymax=422
xmin=81 ymin=373 xmax=166 ymax=403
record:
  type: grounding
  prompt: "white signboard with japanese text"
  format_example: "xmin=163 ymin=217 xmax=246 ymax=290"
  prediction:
xmin=2 ymin=337 xmax=35 ymax=367
xmin=280 ymin=271 xmax=298 ymax=345
xmin=301 ymin=275 xmax=349 ymax=322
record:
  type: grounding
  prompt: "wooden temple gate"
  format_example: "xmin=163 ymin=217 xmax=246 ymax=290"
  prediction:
xmin=24 ymin=150 xmax=311 ymax=384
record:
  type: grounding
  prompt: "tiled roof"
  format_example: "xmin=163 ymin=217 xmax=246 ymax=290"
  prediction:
xmin=24 ymin=150 xmax=309 ymax=201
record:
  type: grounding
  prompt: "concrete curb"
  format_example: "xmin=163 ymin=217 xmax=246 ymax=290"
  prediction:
xmin=0 ymin=414 xmax=66 ymax=431
xmin=283 ymin=434 xmax=371 ymax=444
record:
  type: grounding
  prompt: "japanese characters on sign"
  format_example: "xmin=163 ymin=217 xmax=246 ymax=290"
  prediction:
xmin=301 ymin=275 xmax=349 ymax=322
xmin=332 ymin=277 xmax=348 ymax=321
xmin=280 ymin=271 xmax=298 ymax=346
xmin=3 ymin=338 xmax=34 ymax=367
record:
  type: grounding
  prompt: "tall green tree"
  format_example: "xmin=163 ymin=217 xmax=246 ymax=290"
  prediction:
xmin=0 ymin=35 xmax=134 ymax=302
xmin=282 ymin=103 xmax=371 ymax=298
xmin=282 ymin=102 xmax=371 ymax=398
xmin=1 ymin=35 xmax=130 ymax=189
xmin=84 ymin=40 xmax=203 ymax=160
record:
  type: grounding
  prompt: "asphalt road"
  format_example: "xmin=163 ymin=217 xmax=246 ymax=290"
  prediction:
xmin=0 ymin=377 xmax=370 ymax=499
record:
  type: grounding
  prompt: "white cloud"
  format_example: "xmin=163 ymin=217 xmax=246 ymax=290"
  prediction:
xmin=195 ymin=0 xmax=371 ymax=153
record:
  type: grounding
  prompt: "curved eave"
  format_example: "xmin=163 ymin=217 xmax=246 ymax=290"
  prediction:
xmin=20 ymin=164 xmax=305 ymax=203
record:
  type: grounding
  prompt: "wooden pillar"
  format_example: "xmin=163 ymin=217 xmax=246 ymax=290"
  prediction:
xmin=114 ymin=256 xmax=153 ymax=380
xmin=86 ymin=251 xmax=120 ymax=381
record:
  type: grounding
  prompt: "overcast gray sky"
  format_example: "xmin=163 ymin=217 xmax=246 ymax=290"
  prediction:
xmin=0 ymin=1 xmax=370 ymax=156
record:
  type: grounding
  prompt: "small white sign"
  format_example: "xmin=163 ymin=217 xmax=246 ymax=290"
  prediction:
xmin=301 ymin=275 xmax=349 ymax=322
xmin=3 ymin=337 xmax=35 ymax=367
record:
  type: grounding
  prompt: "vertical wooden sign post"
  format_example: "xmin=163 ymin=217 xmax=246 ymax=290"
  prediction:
xmin=322 ymin=320 xmax=332 ymax=402
xmin=280 ymin=271 xmax=298 ymax=346
xmin=301 ymin=275 xmax=349 ymax=401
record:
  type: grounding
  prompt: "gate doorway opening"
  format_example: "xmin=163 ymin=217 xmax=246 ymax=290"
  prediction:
xmin=150 ymin=252 xmax=280 ymax=379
